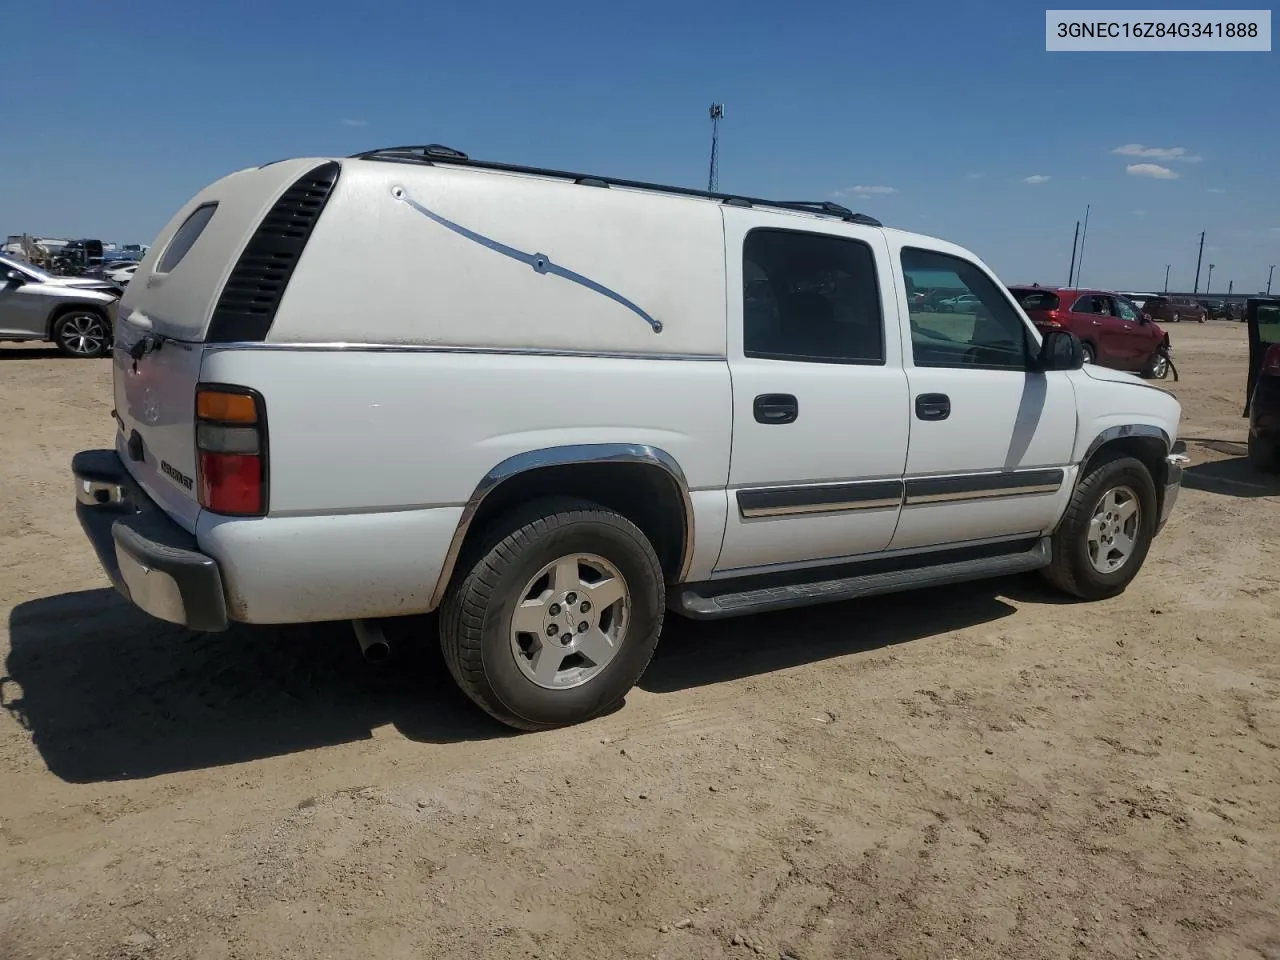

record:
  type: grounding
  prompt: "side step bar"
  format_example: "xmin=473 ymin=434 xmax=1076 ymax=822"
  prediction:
xmin=673 ymin=538 xmax=1051 ymax=620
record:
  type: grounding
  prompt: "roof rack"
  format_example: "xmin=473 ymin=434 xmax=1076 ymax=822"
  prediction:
xmin=350 ymin=145 xmax=883 ymax=227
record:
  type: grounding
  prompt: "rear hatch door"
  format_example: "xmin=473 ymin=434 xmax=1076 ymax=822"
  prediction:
xmin=111 ymin=158 xmax=338 ymax=532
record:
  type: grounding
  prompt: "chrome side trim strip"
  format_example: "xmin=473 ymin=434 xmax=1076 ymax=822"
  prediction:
xmin=736 ymin=479 xmax=904 ymax=519
xmin=906 ymin=483 xmax=1062 ymax=505
xmin=904 ymin=468 xmax=1065 ymax=506
xmin=742 ymin=497 xmax=902 ymax=518
xmin=204 ymin=341 xmax=725 ymax=362
xmin=428 ymin=443 xmax=696 ymax=610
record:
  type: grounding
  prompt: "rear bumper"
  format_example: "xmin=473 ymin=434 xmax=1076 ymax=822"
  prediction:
xmin=72 ymin=449 xmax=229 ymax=632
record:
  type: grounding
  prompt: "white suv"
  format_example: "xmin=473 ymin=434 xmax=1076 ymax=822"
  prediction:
xmin=72 ymin=144 xmax=1184 ymax=730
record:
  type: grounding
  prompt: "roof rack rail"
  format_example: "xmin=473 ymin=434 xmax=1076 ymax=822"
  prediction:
xmin=350 ymin=145 xmax=883 ymax=227
xmin=772 ymin=201 xmax=882 ymax=227
xmin=352 ymin=144 xmax=471 ymax=161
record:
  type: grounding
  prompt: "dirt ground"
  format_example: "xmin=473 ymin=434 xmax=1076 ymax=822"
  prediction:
xmin=2 ymin=322 xmax=1278 ymax=960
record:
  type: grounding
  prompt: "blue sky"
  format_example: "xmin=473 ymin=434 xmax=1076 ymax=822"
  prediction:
xmin=3 ymin=0 xmax=1276 ymax=292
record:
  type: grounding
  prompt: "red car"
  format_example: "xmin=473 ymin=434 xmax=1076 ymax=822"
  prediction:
xmin=1007 ymin=286 xmax=1172 ymax=379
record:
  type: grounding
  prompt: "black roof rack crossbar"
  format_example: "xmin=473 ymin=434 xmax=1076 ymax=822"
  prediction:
xmin=349 ymin=145 xmax=883 ymax=227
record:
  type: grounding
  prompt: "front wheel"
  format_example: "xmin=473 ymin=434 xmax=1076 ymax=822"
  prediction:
xmin=1041 ymin=455 xmax=1157 ymax=601
xmin=1142 ymin=350 xmax=1170 ymax=379
xmin=439 ymin=498 xmax=665 ymax=730
xmin=52 ymin=310 xmax=111 ymax=358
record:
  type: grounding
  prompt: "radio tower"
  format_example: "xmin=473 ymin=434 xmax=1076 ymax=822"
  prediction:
xmin=707 ymin=103 xmax=724 ymax=192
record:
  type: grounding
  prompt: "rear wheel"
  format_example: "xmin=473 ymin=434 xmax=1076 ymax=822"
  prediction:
xmin=1042 ymin=454 xmax=1157 ymax=601
xmin=1081 ymin=342 xmax=1096 ymax=365
xmin=52 ymin=310 xmax=111 ymax=358
xmin=1172 ymin=312 xmax=1181 ymax=323
xmin=1248 ymin=432 xmax=1280 ymax=473
xmin=439 ymin=498 xmax=665 ymax=730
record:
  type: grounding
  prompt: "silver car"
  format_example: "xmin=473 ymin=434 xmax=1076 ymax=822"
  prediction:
xmin=0 ymin=254 xmax=120 ymax=357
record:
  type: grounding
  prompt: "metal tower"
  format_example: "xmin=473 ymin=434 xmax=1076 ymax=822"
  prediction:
xmin=707 ymin=103 xmax=724 ymax=192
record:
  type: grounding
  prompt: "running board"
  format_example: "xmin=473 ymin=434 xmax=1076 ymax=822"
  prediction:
xmin=674 ymin=538 xmax=1051 ymax=620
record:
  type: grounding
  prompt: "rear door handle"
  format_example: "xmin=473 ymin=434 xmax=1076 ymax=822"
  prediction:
xmin=915 ymin=393 xmax=950 ymax=421
xmin=753 ymin=393 xmax=798 ymax=424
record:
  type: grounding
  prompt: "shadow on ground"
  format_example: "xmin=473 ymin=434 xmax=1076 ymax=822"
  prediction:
xmin=1183 ymin=454 xmax=1280 ymax=498
xmin=4 ymin=580 xmax=1020 ymax=783
xmin=0 ymin=347 xmax=62 ymax=361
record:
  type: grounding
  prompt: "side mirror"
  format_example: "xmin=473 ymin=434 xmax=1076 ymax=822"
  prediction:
xmin=1036 ymin=329 xmax=1084 ymax=371
xmin=5 ymin=269 xmax=25 ymax=285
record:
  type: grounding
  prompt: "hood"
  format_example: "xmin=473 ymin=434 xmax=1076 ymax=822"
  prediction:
xmin=1082 ymin=363 xmax=1173 ymax=394
xmin=45 ymin=276 xmax=118 ymax=290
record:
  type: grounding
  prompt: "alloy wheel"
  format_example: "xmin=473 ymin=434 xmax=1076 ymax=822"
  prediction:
xmin=509 ymin=553 xmax=630 ymax=690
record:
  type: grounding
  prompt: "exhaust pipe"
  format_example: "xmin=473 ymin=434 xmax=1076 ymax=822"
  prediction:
xmin=352 ymin=619 xmax=391 ymax=663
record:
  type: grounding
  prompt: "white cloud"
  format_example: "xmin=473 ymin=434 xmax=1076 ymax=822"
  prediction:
xmin=1023 ymin=174 xmax=1051 ymax=184
xmin=1208 ymin=187 xmax=1226 ymax=193
xmin=1112 ymin=143 xmax=1202 ymax=162
xmin=341 ymin=118 xmax=369 ymax=127
xmin=1126 ymin=163 xmax=1180 ymax=180
xmin=837 ymin=185 xmax=897 ymax=196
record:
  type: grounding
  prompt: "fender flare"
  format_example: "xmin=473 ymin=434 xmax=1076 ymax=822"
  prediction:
xmin=428 ymin=443 xmax=695 ymax=610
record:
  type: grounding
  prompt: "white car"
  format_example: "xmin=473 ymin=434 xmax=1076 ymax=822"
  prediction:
xmin=72 ymin=145 xmax=1184 ymax=730
xmin=104 ymin=262 xmax=138 ymax=285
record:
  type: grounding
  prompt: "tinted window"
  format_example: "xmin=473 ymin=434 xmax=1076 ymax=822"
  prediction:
xmin=1009 ymin=288 xmax=1060 ymax=311
xmin=902 ymin=247 xmax=1029 ymax=370
xmin=742 ymin=229 xmax=884 ymax=364
xmin=156 ymin=203 xmax=217 ymax=273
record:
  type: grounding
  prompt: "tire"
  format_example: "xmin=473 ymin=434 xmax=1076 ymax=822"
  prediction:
xmin=51 ymin=309 xmax=111 ymax=358
xmin=1081 ymin=342 xmax=1096 ymax=365
xmin=1041 ymin=454 xmax=1158 ymax=601
xmin=1141 ymin=350 xmax=1169 ymax=379
xmin=439 ymin=497 xmax=665 ymax=731
xmin=1172 ymin=313 xmax=1181 ymax=323
xmin=1248 ymin=432 xmax=1280 ymax=473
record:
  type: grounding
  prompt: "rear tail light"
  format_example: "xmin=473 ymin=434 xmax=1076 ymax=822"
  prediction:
xmin=1263 ymin=344 xmax=1280 ymax=377
xmin=1042 ymin=309 xmax=1063 ymax=328
xmin=195 ymin=385 xmax=267 ymax=515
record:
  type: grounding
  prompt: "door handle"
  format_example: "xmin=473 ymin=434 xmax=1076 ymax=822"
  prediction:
xmin=915 ymin=393 xmax=950 ymax=421
xmin=1092 ymin=320 xmax=1102 ymax=325
xmin=753 ymin=393 xmax=798 ymax=424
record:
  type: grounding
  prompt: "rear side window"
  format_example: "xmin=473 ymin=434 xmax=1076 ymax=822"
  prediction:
xmin=742 ymin=228 xmax=884 ymax=365
xmin=156 ymin=203 xmax=217 ymax=274
xmin=1009 ymin=289 xmax=1060 ymax=311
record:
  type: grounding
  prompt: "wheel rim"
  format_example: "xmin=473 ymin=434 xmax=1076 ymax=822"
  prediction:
xmin=1150 ymin=354 xmax=1169 ymax=378
xmin=509 ymin=553 xmax=630 ymax=690
xmin=1087 ymin=485 xmax=1141 ymax=574
xmin=1083 ymin=345 xmax=1095 ymax=364
xmin=59 ymin=314 xmax=108 ymax=355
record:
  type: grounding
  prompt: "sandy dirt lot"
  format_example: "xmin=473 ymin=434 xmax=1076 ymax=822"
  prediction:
xmin=2 ymin=322 xmax=1278 ymax=960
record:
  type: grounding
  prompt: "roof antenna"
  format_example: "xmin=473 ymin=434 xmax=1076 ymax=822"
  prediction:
xmin=707 ymin=103 xmax=724 ymax=193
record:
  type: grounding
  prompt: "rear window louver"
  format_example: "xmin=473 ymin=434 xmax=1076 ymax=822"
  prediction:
xmin=206 ymin=161 xmax=340 ymax=342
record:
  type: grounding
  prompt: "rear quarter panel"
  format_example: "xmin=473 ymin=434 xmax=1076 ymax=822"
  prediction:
xmin=194 ymin=347 xmax=733 ymax=621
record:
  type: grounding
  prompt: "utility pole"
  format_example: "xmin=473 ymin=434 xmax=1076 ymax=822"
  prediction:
xmin=707 ymin=103 xmax=724 ymax=193
xmin=1268 ymin=265 xmax=1276 ymax=296
xmin=1206 ymin=263 xmax=1215 ymax=294
xmin=1228 ymin=279 xmax=1234 ymax=297
xmin=1076 ymin=204 xmax=1091 ymax=288
xmin=1164 ymin=264 xmax=1171 ymax=292
xmin=1068 ymin=221 xmax=1080 ymax=286
xmin=1192 ymin=231 xmax=1206 ymax=293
